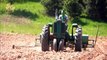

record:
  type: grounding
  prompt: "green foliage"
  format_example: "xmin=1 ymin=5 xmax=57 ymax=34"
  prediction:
xmin=0 ymin=3 xmax=6 ymax=14
xmin=86 ymin=0 xmax=99 ymax=19
xmin=84 ymin=0 xmax=107 ymax=21
xmin=0 ymin=0 xmax=40 ymax=3
xmin=41 ymin=0 xmax=83 ymax=17
xmin=65 ymin=0 xmax=83 ymax=17
xmin=41 ymin=0 xmax=63 ymax=16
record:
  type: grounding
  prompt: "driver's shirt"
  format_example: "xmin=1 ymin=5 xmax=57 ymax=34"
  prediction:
xmin=59 ymin=14 xmax=68 ymax=23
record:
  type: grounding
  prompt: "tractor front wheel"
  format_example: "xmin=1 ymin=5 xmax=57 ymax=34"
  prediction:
xmin=59 ymin=39 xmax=64 ymax=51
xmin=53 ymin=39 xmax=58 ymax=51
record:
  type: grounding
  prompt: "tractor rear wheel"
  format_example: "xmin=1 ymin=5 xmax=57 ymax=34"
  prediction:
xmin=53 ymin=39 xmax=58 ymax=51
xmin=75 ymin=29 xmax=82 ymax=51
xmin=40 ymin=25 xmax=49 ymax=51
xmin=59 ymin=39 xmax=64 ymax=51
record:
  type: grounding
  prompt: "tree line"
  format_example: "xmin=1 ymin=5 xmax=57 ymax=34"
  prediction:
xmin=1 ymin=0 xmax=107 ymax=21
xmin=0 ymin=0 xmax=40 ymax=3
xmin=41 ymin=0 xmax=107 ymax=21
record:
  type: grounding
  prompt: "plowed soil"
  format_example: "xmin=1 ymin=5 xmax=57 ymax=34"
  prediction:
xmin=0 ymin=33 xmax=107 ymax=60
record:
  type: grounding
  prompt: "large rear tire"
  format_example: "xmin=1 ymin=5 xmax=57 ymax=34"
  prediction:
xmin=75 ymin=28 xmax=82 ymax=51
xmin=40 ymin=25 xmax=49 ymax=51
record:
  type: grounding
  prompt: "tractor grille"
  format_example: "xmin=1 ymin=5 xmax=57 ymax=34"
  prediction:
xmin=53 ymin=20 xmax=66 ymax=38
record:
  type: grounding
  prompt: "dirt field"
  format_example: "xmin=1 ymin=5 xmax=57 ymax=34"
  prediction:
xmin=0 ymin=33 xmax=107 ymax=60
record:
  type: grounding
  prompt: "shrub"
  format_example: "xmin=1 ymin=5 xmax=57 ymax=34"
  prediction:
xmin=41 ymin=0 xmax=63 ymax=16
xmin=64 ymin=0 xmax=83 ymax=17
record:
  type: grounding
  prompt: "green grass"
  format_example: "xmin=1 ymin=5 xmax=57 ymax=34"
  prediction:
xmin=80 ymin=18 xmax=107 ymax=36
xmin=0 ymin=2 xmax=54 ymax=35
xmin=0 ymin=3 xmax=6 ymax=14
xmin=0 ymin=2 xmax=107 ymax=36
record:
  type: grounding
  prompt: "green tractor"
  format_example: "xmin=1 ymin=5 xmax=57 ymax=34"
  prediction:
xmin=40 ymin=22 xmax=89 ymax=51
xmin=40 ymin=11 xmax=89 ymax=52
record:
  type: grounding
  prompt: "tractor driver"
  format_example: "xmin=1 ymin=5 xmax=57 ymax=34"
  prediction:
xmin=59 ymin=10 xmax=68 ymax=24
xmin=59 ymin=10 xmax=69 ymax=30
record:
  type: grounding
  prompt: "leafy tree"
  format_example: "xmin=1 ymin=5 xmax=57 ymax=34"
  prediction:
xmin=97 ymin=0 xmax=107 ymax=20
xmin=41 ymin=0 xmax=63 ymax=16
xmin=87 ymin=0 xmax=99 ymax=19
xmin=64 ymin=0 xmax=83 ymax=17
xmin=86 ymin=0 xmax=107 ymax=21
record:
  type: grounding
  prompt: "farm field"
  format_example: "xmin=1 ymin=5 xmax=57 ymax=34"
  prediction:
xmin=0 ymin=33 xmax=107 ymax=60
xmin=0 ymin=1 xmax=107 ymax=60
